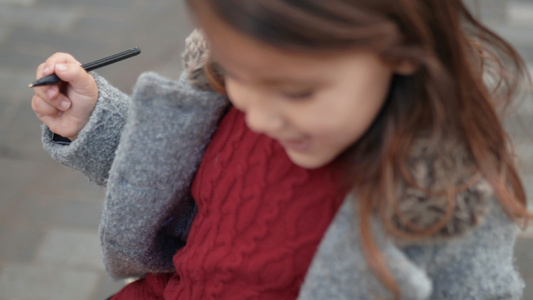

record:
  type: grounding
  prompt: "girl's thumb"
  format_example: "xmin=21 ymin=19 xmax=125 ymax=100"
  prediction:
xmin=54 ymin=63 xmax=95 ymax=94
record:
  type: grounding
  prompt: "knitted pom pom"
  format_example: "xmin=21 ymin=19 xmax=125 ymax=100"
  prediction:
xmin=182 ymin=29 xmax=213 ymax=91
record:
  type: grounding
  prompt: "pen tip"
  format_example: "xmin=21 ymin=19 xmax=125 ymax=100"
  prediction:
xmin=28 ymin=83 xmax=34 ymax=88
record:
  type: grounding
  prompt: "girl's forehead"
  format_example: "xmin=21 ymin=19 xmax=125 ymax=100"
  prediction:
xmin=200 ymin=8 xmax=370 ymax=62
xmin=195 ymin=0 xmax=396 ymax=82
xmin=205 ymin=23 xmax=364 ymax=77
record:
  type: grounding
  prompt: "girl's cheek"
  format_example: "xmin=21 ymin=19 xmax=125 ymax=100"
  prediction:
xmin=225 ymin=87 xmax=240 ymax=109
xmin=225 ymin=80 xmax=246 ymax=111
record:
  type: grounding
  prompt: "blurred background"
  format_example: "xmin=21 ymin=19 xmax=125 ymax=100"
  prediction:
xmin=0 ymin=0 xmax=532 ymax=299
xmin=0 ymin=0 xmax=193 ymax=298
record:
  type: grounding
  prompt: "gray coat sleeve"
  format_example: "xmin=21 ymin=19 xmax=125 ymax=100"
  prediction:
xmin=41 ymin=73 xmax=130 ymax=186
xmin=298 ymin=196 xmax=524 ymax=300
xmin=99 ymin=72 xmax=229 ymax=278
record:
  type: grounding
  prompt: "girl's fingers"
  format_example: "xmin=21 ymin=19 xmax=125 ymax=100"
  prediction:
xmin=33 ymin=57 xmax=71 ymax=111
xmin=33 ymin=63 xmax=55 ymax=100
xmin=35 ymin=63 xmax=45 ymax=80
xmin=35 ymin=53 xmax=97 ymax=99
xmin=32 ymin=84 xmax=70 ymax=111
xmin=31 ymin=94 xmax=60 ymax=118
xmin=33 ymin=53 xmax=94 ymax=112
xmin=40 ymin=53 xmax=81 ymax=78
xmin=53 ymin=63 xmax=96 ymax=96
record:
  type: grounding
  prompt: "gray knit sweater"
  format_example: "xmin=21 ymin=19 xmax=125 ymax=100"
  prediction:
xmin=41 ymin=30 xmax=525 ymax=299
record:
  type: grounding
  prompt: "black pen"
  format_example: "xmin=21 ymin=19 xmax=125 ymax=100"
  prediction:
xmin=29 ymin=47 xmax=141 ymax=87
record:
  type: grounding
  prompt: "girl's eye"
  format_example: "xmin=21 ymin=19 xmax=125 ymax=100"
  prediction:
xmin=280 ymin=89 xmax=314 ymax=100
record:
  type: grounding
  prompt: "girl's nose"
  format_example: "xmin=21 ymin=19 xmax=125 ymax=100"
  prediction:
xmin=244 ymin=103 xmax=285 ymax=135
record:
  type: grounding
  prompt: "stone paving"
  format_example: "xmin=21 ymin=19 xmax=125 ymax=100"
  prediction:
xmin=0 ymin=0 xmax=532 ymax=299
xmin=0 ymin=0 xmax=192 ymax=299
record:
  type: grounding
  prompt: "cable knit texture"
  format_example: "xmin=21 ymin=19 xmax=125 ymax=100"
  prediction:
xmin=111 ymin=107 xmax=346 ymax=300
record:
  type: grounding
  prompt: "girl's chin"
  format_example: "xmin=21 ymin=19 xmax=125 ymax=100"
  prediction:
xmin=284 ymin=150 xmax=331 ymax=170
xmin=277 ymin=138 xmax=340 ymax=169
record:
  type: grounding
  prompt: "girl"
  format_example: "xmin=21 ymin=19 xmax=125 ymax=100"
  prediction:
xmin=31 ymin=0 xmax=531 ymax=299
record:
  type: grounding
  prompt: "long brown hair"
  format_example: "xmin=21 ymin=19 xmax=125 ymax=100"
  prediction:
xmin=187 ymin=0 xmax=531 ymax=298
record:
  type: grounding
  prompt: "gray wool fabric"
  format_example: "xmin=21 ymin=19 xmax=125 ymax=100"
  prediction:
xmin=44 ymin=71 xmax=228 ymax=277
xmin=100 ymin=72 xmax=228 ymax=276
xmin=42 ymin=74 xmax=129 ymax=187
xmin=297 ymin=195 xmax=523 ymax=300
xmin=40 ymin=30 xmax=525 ymax=299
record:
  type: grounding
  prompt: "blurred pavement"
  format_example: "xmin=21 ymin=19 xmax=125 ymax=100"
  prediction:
xmin=0 ymin=0 xmax=192 ymax=298
xmin=0 ymin=0 xmax=532 ymax=299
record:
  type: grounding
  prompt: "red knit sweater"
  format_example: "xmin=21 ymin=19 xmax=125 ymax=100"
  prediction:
xmin=111 ymin=108 xmax=346 ymax=300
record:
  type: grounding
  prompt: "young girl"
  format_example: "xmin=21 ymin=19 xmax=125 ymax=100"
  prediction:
xmin=31 ymin=0 xmax=531 ymax=299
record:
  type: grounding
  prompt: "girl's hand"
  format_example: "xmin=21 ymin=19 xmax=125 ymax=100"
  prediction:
xmin=31 ymin=52 xmax=98 ymax=141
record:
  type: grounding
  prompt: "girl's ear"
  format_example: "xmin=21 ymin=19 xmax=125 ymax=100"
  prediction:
xmin=392 ymin=59 xmax=418 ymax=75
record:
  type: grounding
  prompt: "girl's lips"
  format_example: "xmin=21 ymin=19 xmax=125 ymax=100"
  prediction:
xmin=278 ymin=137 xmax=311 ymax=152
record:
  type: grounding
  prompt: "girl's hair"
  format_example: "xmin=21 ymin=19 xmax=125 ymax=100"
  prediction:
xmin=188 ymin=0 xmax=531 ymax=298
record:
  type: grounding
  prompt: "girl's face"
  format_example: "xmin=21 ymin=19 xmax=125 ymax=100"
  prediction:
xmin=200 ymin=14 xmax=394 ymax=169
